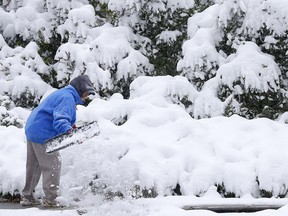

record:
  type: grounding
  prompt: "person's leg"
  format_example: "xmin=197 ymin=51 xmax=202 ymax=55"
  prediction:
xmin=22 ymin=140 xmax=41 ymax=201
xmin=32 ymin=142 xmax=61 ymax=202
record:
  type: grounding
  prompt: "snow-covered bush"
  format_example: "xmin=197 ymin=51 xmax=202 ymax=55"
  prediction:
xmin=0 ymin=39 xmax=51 ymax=108
xmin=47 ymin=1 xmax=153 ymax=97
xmin=0 ymin=95 xmax=14 ymax=110
xmin=0 ymin=0 xmax=155 ymax=98
xmin=217 ymin=42 xmax=285 ymax=119
xmin=0 ymin=0 xmax=52 ymax=44
xmin=130 ymin=76 xmax=199 ymax=117
xmin=1 ymin=0 xmax=288 ymax=118
xmin=54 ymin=81 xmax=288 ymax=200
xmin=177 ymin=26 xmax=224 ymax=91
xmin=178 ymin=0 xmax=288 ymax=119
xmin=3 ymin=0 xmax=288 ymax=202
xmin=0 ymin=106 xmax=24 ymax=128
xmin=108 ymin=0 xmax=213 ymax=77
xmin=3 ymin=76 xmax=288 ymax=201
xmin=57 ymin=4 xmax=97 ymax=43
xmin=55 ymin=21 xmax=153 ymax=97
xmin=215 ymin=0 xmax=288 ymax=118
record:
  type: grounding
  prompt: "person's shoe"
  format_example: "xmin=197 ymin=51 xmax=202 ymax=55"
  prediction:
xmin=20 ymin=197 xmax=41 ymax=206
xmin=42 ymin=199 xmax=60 ymax=208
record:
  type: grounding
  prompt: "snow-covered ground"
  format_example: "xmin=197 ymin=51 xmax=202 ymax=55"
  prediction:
xmin=1 ymin=195 xmax=288 ymax=215
xmin=1 ymin=76 xmax=288 ymax=215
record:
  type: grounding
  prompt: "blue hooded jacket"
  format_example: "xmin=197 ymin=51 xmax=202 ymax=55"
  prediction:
xmin=25 ymin=85 xmax=83 ymax=144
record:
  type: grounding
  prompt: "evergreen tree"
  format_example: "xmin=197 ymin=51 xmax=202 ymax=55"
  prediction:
xmin=1 ymin=0 xmax=288 ymax=119
xmin=179 ymin=0 xmax=288 ymax=119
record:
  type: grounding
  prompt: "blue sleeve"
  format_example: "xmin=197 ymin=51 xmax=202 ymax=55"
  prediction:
xmin=52 ymin=97 xmax=76 ymax=134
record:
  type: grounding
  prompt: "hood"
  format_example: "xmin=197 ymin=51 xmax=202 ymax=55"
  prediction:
xmin=70 ymin=75 xmax=95 ymax=97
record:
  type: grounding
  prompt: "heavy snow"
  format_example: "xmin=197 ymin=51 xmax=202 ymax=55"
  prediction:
xmin=1 ymin=0 xmax=288 ymax=215
xmin=1 ymin=76 xmax=288 ymax=215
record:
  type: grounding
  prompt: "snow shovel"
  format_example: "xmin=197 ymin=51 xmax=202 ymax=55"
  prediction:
xmin=44 ymin=121 xmax=100 ymax=154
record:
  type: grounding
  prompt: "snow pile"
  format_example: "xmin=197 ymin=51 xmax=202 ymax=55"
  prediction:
xmin=0 ymin=126 xmax=26 ymax=195
xmin=1 ymin=76 xmax=288 ymax=203
xmin=69 ymin=77 xmax=288 ymax=199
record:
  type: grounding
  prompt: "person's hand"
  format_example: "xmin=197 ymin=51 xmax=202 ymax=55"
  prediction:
xmin=67 ymin=124 xmax=76 ymax=134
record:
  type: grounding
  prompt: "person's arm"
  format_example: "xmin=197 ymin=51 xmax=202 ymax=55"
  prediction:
xmin=52 ymin=97 xmax=76 ymax=134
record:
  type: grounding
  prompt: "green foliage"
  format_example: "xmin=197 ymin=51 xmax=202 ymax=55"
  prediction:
xmin=2 ymin=0 xmax=288 ymax=121
xmin=0 ymin=96 xmax=14 ymax=110
xmin=214 ymin=5 xmax=288 ymax=119
xmin=88 ymin=1 xmax=118 ymax=24
xmin=216 ymin=11 xmax=245 ymax=56
xmin=37 ymin=33 xmax=64 ymax=88
xmin=130 ymin=185 xmax=158 ymax=199
xmin=216 ymin=179 xmax=288 ymax=198
xmin=194 ymin=0 xmax=215 ymax=12
xmin=0 ymin=114 xmax=24 ymax=128
xmin=190 ymin=59 xmax=219 ymax=91
xmin=0 ymin=107 xmax=24 ymax=128
xmin=172 ymin=183 xmax=182 ymax=196
xmin=136 ymin=5 xmax=194 ymax=76
xmin=111 ymin=114 xmax=128 ymax=126
xmin=259 ymin=189 xmax=273 ymax=198
xmin=113 ymin=77 xmax=133 ymax=99
xmin=169 ymin=93 xmax=194 ymax=117
xmin=0 ymin=192 xmax=21 ymax=202
xmin=257 ymin=28 xmax=288 ymax=82
xmin=13 ymin=87 xmax=39 ymax=108
xmin=216 ymin=183 xmax=236 ymax=198
xmin=4 ymin=34 xmax=30 ymax=49
xmin=223 ymin=98 xmax=237 ymax=117
xmin=259 ymin=186 xmax=288 ymax=198
xmin=219 ymin=82 xmax=286 ymax=119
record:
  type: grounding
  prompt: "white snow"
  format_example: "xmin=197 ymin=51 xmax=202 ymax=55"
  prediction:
xmin=217 ymin=42 xmax=281 ymax=93
xmin=1 ymin=76 xmax=288 ymax=215
xmin=2 ymin=0 xmax=288 ymax=215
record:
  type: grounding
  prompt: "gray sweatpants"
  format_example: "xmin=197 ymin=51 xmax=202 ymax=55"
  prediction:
xmin=22 ymin=140 xmax=61 ymax=201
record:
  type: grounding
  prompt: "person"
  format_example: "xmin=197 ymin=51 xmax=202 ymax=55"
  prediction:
xmin=20 ymin=75 xmax=95 ymax=207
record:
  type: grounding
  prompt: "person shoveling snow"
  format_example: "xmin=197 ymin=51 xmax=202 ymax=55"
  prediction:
xmin=22 ymin=75 xmax=95 ymax=208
